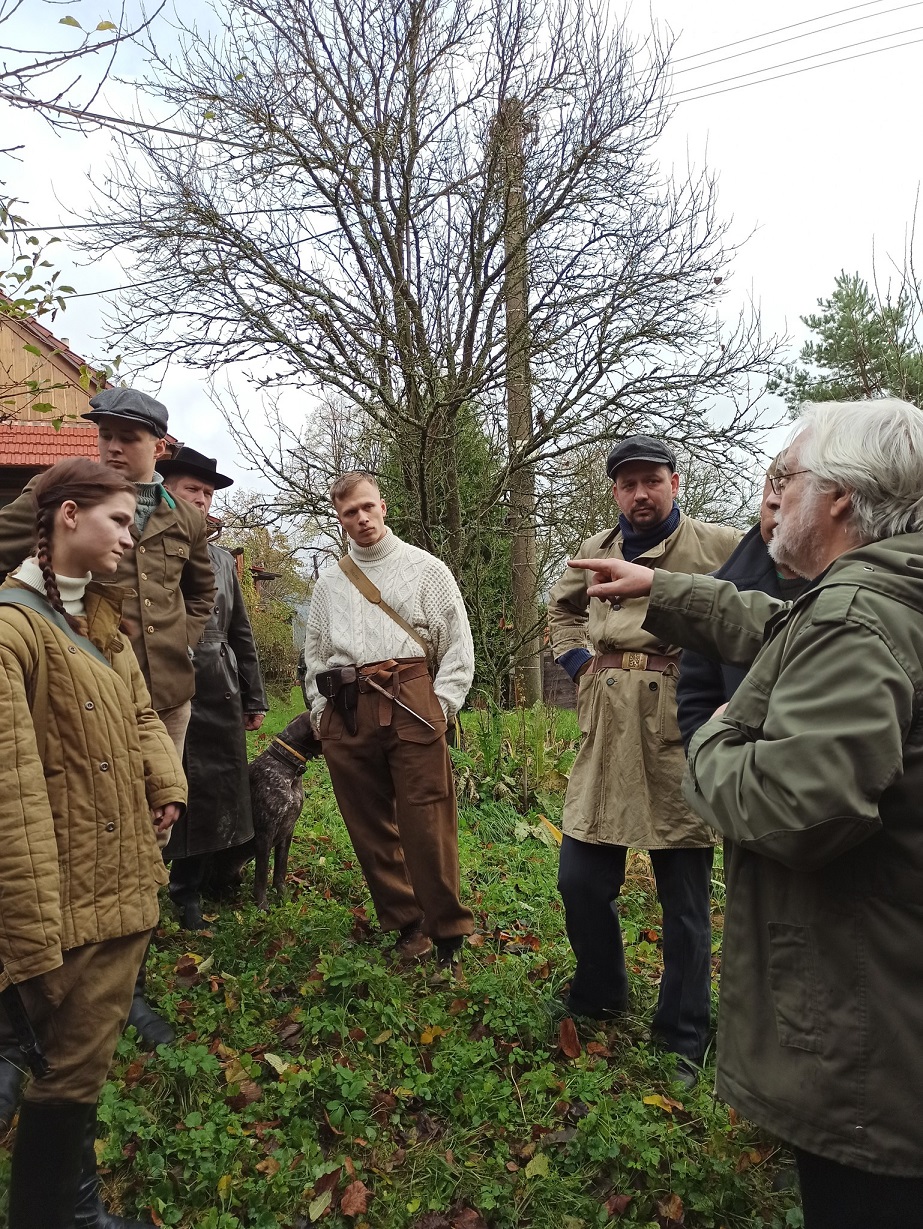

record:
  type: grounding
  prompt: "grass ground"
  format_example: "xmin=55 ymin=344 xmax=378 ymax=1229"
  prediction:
xmin=0 ymin=693 xmax=802 ymax=1229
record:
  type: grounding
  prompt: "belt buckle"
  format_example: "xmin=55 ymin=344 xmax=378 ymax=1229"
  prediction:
xmin=622 ymin=651 xmax=648 ymax=670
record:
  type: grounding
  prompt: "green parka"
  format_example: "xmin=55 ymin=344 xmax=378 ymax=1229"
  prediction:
xmin=645 ymin=534 xmax=923 ymax=1176
xmin=0 ymin=578 xmax=185 ymax=990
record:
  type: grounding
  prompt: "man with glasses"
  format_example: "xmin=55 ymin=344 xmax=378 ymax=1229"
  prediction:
xmin=573 ymin=399 xmax=923 ymax=1229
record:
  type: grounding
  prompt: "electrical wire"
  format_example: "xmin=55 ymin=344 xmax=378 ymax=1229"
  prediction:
xmin=673 ymin=21 xmax=923 ymax=96
xmin=674 ymin=29 xmax=923 ymax=103
xmin=672 ymin=0 xmax=923 ymax=75
xmin=672 ymin=0 xmax=891 ymax=61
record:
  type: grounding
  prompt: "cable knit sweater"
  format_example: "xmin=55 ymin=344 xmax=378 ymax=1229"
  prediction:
xmin=304 ymin=529 xmax=475 ymax=721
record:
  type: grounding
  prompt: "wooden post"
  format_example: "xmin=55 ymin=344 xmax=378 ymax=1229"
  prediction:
xmin=498 ymin=97 xmax=542 ymax=706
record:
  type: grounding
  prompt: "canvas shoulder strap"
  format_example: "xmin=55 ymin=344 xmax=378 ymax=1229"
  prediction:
xmin=337 ymin=556 xmax=433 ymax=662
xmin=0 ymin=588 xmax=112 ymax=670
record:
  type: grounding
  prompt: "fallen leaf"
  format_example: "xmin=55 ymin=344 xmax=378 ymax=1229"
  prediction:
xmin=448 ymin=998 xmax=469 ymax=1015
xmin=466 ymin=933 xmax=485 ymax=947
xmin=586 ymin=1041 xmax=611 ymax=1058
xmin=643 ymin=1093 xmax=684 ymax=1114
xmin=264 ymin=1052 xmax=289 ymax=1075
xmin=340 ymin=1179 xmax=372 ymax=1217
xmin=558 ymin=1017 xmax=582 ymax=1059
xmin=217 ymin=1174 xmax=233 ymax=1198
xmin=420 ymin=1025 xmax=448 ymax=1044
xmin=256 ymin=1156 xmax=281 ymax=1176
xmin=371 ymin=1030 xmax=392 ymax=1044
xmin=655 ymin=1193 xmax=685 ymax=1227
xmin=451 ymin=1207 xmax=489 ymax=1229
xmin=524 ymin=1152 xmax=550 ymax=1178
xmin=308 ymin=1190 xmax=333 ymax=1222
xmin=604 ymin=1192 xmax=632 ymax=1217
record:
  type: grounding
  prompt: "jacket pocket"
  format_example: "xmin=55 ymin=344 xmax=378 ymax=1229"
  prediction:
xmin=657 ymin=669 xmax=682 ymax=745
xmin=161 ymin=536 xmax=189 ymax=587
xmin=575 ymin=670 xmax=594 ymax=735
xmin=767 ymin=922 xmax=823 ymax=1052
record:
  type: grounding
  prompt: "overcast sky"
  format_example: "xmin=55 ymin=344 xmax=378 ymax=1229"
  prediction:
xmin=4 ymin=0 xmax=921 ymax=487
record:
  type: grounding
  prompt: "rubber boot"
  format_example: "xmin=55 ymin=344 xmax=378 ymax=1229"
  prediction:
xmin=124 ymin=947 xmax=174 ymax=1049
xmin=168 ymin=855 xmax=207 ymax=931
xmin=74 ymin=1110 xmax=154 ymax=1229
xmin=8 ymin=1098 xmax=95 ymax=1228
xmin=0 ymin=1045 xmax=26 ymax=1132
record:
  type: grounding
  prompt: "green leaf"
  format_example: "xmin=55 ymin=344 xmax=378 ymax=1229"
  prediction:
xmin=203 ymin=110 xmax=216 ymax=120
xmin=308 ymin=1190 xmax=332 ymax=1222
xmin=525 ymin=1152 xmax=550 ymax=1178
xmin=96 ymin=20 xmax=117 ymax=31
xmin=59 ymin=15 xmax=82 ymax=27
xmin=22 ymin=344 xmax=43 ymax=357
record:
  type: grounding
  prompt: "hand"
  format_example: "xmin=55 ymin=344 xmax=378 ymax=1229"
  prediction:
xmin=151 ymin=802 xmax=183 ymax=846
xmin=568 ymin=556 xmax=654 ymax=603
xmin=244 ymin=712 xmax=266 ymax=731
xmin=712 ymin=702 xmax=728 ymax=717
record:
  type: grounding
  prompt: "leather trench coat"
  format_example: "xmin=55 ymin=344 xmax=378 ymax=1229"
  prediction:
xmin=165 ymin=545 xmax=267 ymax=859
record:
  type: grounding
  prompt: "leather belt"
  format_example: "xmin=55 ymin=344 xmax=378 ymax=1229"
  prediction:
xmin=357 ymin=657 xmax=430 ymax=691
xmin=590 ymin=650 xmax=677 ymax=673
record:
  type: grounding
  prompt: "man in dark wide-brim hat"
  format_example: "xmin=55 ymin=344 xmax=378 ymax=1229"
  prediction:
xmin=159 ymin=447 xmax=268 ymax=929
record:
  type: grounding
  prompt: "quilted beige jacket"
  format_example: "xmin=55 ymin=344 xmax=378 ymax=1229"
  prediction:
xmin=0 ymin=578 xmax=185 ymax=988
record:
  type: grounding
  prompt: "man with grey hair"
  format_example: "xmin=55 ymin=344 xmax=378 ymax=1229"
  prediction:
xmin=572 ymin=398 xmax=923 ymax=1228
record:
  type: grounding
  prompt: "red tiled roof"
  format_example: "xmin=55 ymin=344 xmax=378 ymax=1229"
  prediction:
xmin=0 ymin=423 xmax=99 ymax=466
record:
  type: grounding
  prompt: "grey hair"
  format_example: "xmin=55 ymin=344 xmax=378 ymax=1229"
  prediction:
xmin=793 ymin=398 xmax=923 ymax=542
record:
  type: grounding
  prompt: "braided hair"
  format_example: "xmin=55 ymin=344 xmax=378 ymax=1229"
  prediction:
xmin=29 ymin=458 xmax=135 ymax=631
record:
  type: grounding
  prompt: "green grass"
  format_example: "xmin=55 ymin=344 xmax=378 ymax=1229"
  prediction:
xmin=0 ymin=694 xmax=802 ymax=1229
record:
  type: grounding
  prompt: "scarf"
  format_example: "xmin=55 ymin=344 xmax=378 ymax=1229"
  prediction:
xmin=619 ymin=501 xmax=681 ymax=562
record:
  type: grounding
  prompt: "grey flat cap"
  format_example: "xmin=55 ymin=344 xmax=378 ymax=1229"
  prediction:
xmin=83 ymin=388 xmax=169 ymax=437
xmin=606 ymin=434 xmax=677 ymax=479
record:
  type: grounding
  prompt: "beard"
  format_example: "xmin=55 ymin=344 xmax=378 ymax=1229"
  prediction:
xmin=768 ymin=492 xmax=825 ymax=579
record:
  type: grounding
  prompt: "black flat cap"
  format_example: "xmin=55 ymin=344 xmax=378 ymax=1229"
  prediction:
xmin=606 ymin=435 xmax=677 ymax=479
xmin=83 ymin=388 xmax=169 ymax=438
xmin=158 ymin=445 xmax=234 ymax=490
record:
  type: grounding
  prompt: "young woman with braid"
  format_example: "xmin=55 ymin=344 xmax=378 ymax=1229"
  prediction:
xmin=0 ymin=458 xmax=186 ymax=1229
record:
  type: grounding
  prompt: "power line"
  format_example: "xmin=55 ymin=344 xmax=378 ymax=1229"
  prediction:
xmin=673 ymin=0 xmax=923 ymax=75
xmin=672 ymin=0 xmax=891 ymax=62
xmin=674 ymin=29 xmax=923 ymax=103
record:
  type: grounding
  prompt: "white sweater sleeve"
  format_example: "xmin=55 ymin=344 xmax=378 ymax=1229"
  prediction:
xmin=303 ymin=578 xmax=331 ymax=723
xmin=419 ymin=562 xmax=475 ymax=717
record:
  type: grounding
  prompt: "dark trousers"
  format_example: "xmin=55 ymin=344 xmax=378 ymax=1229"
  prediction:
xmin=558 ymin=835 xmax=713 ymax=1059
xmin=795 ymin=1149 xmax=923 ymax=1229
xmin=169 ymin=853 xmax=208 ymax=905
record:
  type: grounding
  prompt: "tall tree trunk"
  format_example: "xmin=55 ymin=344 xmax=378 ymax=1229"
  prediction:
xmin=498 ymin=97 xmax=541 ymax=705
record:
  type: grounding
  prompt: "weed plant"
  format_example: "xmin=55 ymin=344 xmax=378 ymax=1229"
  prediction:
xmin=0 ymin=694 xmax=801 ymax=1229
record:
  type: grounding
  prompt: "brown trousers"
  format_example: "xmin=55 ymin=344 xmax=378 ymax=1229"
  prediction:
xmin=320 ymin=667 xmax=473 ymax=941
xmin=0 ymin=930 xmax=151 ymax=1104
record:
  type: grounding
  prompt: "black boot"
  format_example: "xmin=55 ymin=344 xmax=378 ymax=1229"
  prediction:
xmin=0 ymin=1045 xmax=25 ymax=1132
xmin=9 ymin=1098 xmax=95 ymax=1228
xmin=125 ymin=948 xmax=174 ymax=1049
xmin=75 ymin=1111 xmax=154 ymax=1229
xmin=168 ymin=855 xmax=207 ymax=931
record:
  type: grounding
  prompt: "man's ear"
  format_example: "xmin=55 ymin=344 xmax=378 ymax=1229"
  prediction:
xmin=153 ymin=437 xmax=168 ymax=463
xmin=670 ymin=471 xmax=680 ymax=498
xmin=830 ymin=486 xmax=854 ymax=522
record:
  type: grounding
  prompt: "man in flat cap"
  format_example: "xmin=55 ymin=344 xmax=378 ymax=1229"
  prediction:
xmin=547 ymin=435 xmax=740 ymax=1084
xmin=159 ymin=447 xmax=268 ymax=930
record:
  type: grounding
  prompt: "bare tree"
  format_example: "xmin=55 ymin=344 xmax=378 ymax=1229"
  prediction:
xmin=0 ymin=0 xmax=164 ymax=146
xmin=81 ymin=0 xmax=781 ymax=683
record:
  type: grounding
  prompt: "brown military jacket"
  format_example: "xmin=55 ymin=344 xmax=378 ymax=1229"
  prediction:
xmin=0 ymin=482 xmax=215 ymax=711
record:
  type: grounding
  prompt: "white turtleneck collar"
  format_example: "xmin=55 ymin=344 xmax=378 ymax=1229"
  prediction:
xmin=350 ymin=527 xmax=401 ymax=564
xmin=14 ymin=558 xmax=91 ymax=616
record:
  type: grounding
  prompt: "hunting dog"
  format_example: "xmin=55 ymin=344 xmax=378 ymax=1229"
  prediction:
xmin=219 ymin=712 xmax=323 ymax=910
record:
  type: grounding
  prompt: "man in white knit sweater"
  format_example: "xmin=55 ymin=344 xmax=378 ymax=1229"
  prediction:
xmin=304 ymin=473 xmax=475 ymax=965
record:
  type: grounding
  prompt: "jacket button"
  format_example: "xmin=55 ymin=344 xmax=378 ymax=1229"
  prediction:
xmin=606 ymin=677 xmax=614 ymax=686
xmin=147 ymin=625 xmax=155 ymax=633
xmin=178 ymin=548 xmax=185 ymax=556
xmin=105 ymin=822 xmax=115 ymax=832
xmin=649 ymin=682 xmax=658 ymax=691
xmin=99 ymin=762 xmax=109 ymax=771
xmin=144 ymin=599 xmax=152 ymax=607
xmin=139 ymin=546 xmax=146 ymax=553
xmin=85 ymin=701 xmax=94 ymax=710
xmin=67 ymin=645 xmax=77 ymax=654
xmin=140 ymin=572 xmax=148 ymax=580
xmin=224 ymin=692 xmax=231 ymax=699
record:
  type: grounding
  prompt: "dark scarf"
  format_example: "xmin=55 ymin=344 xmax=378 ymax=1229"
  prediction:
xmin=619 ymin=501 xmax=681 ymax=562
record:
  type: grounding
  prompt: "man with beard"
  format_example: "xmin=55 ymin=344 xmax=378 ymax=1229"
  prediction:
xmin=547 ymin=436 xmax=740 ymax=1083
xmin=573 ymin=399 xmax=923 ymax=1229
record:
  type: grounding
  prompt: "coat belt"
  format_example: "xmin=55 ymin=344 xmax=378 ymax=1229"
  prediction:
xmin=590 ymin=650 xmax=678 ymax=674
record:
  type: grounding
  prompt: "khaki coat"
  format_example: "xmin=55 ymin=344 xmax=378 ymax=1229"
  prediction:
xmin=547 ymin=515 xmax=740 ymax=848
xmin=0 ymin=578 xmax=185 ymax=989
xmin=0 ymin=483 xmax=215 ymax=710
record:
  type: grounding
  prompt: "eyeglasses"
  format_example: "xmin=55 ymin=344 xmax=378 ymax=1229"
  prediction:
xmin=768 ymin=469 xmax=811 ymax=496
